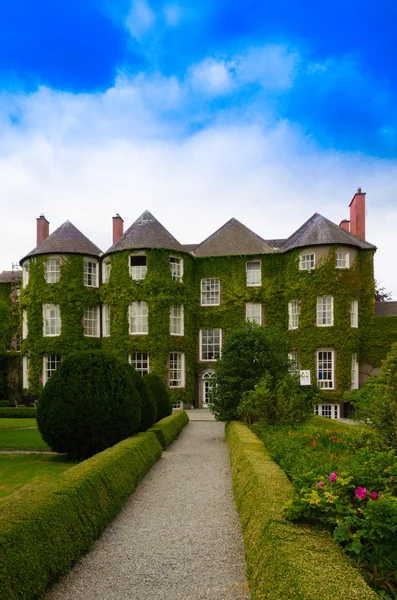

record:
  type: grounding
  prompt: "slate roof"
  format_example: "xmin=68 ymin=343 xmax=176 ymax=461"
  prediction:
xmin=193 ymin=218 xmax=273 ymax=257
xmin=105 ymin=210 xmax=185 ymax=255
xmin=0 ymin=270 xmax=22 ymax=283
xmin=182 ymin=244 xmax=200 ymax=253
xmin=281 ymin=213 xmax=376 ymax=251
xmin=20 ymin=221 xmax=102 ymax=264
xmin=375 ymin=301 xmax=397 ymax=316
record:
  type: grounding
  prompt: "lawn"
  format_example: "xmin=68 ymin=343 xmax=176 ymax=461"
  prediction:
xmin=0 ymin=454 xmax=75 ymax=504
xmin=0 ymin=418 xmax=37 ymax=429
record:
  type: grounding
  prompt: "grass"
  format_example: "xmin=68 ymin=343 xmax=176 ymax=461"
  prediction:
xmin=0 ymin=428 xmax=51 ymax=451
xmin=0 ymin=454 xmax=74 ymax=505
xmin=0 ymin=418 xmax=37 ymax=429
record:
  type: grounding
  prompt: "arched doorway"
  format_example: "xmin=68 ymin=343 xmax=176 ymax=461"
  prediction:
xmin=201 ymin=371 xmax=214 ymax=408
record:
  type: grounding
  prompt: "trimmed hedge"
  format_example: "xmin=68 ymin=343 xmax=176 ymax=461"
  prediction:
xmin=0 ymin=408 xmax=37 ymax=419
xmin=143 ymin=373 xmax=172 ymax=421
xmin=225 ymin=421 xmax=377 ymax=600
xmin=0 ymin=432 xmax=162 ymax=600
xmin=125 ymin=366 xmax=156 ymax=431
xmin=148 ymin=410 xmax=189 ymax=449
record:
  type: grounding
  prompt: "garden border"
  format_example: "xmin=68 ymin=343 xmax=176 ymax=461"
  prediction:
xmin=226 ymin=421 xmax=377 ymax=599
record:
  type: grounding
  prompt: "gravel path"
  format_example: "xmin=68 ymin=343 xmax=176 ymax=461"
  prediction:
xmin=46 ymin=421 xmax=250 ymax=600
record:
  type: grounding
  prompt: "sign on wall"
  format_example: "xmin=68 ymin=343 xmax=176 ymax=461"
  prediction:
xmin=300 ymin=370 xmax=311 ymax=386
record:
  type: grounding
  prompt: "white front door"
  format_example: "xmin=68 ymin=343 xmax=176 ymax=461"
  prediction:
xmin=201 ymin=371 xmax=214 ymax=408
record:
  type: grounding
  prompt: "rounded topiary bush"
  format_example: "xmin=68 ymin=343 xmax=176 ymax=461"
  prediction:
xmin=125 ymin=365 xmax=157 ymax=431
xmin=143 ymin=373 xmax=172 ymax=421
xmin=37 ymin=350 xmax=141 ymax=459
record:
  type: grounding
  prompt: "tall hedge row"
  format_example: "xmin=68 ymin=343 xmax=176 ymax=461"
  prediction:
xmin=143 ymin=373 xmax=172 ymax=421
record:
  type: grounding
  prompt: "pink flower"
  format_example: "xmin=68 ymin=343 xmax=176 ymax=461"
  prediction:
xmin=355 ymin=487 xmax=367 ymax=500
xmin=316 ymin=482 xmax=325 ymax=487
xmin=329 ymin=472 xmax=338 ymax=482
xmin=370 ymin=491 xmax=379 ymax=500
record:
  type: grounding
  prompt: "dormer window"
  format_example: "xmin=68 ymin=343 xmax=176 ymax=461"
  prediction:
xmin=83 ymin=259 xmax=98 ymax=287
xmin=45 ymin=258 xmax=61 ymax=283
xmin=130 ymin=254 xmax=147 ymax=280
xmin=336 ymin=252 xmax=349 ymax=269
xmin=299 ymin=253 xmax=315 ymax=271
xmin=170 ymin=256 xmax=183 ymax=282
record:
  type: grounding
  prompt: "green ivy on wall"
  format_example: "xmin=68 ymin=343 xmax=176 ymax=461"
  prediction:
xmin=20 ymin=255 xmax=101 ymax=393
xmin=100 ymin=249 xmax=197 ymax=405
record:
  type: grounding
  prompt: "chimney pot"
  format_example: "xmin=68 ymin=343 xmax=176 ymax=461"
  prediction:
xmin=36 ymin=215 xmax=50 ymax=245
xmin=112 ymin=214 xmax=124 ymax=244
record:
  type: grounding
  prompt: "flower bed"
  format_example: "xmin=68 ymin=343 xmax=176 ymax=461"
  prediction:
xmin=256 ymin=420 xmax=397 ymax=597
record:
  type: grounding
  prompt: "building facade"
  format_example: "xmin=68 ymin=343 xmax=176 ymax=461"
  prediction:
xmin=13 ymin=189 xmax=397 ymax=417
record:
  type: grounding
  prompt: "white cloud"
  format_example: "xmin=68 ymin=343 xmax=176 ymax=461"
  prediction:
xmin=125 ymin=0 xmax=155 ymax=40
xmin=188 ymin=58 xmax=234 ymax=96
xmin=0 ymin=70 xmax=396 ymax=298
xmin=163 ymin=4 xmax=183 ymax=26
xmin=233 ymin=44 xmax=300 ymax=89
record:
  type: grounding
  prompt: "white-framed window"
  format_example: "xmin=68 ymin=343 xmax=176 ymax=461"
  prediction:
xmin=129 ymin=301 xmax=148 ymax=334
xmin=22 ymin=309 xmax=28 ymax=340
xmin=129 ymin=254 xmax=147 ymax=280
xmin=129 ymin=352 xmax=150 ymax=376
xmin=299 ymin=253 xmax=315 ymax=271
xmin=246 ymin=303 xmax=262 ymax=325
xmin=83 ymin=259 xmax=98 ymax=287
xmin=336 ymin=252 xmax=349 ymax=269
xmin=22 ymin=355 xmax=29 ymax=389
xmin=288 ymin=351 xmax=299 ymax=375
xmin=317 ymin=349 xmax=335 ymax=389
xmin=315 ymin=404 xmax=340 ymax=419
xmin=169 ymin=352 xmax=185 ymax=388
xmin=200 ymin=329 xmax=222 ymax=361
xmin=45 ymin=258 xmax=61 ymax=283
xmin=351 ymin=353 xmax=359 ymax=390
xmin=350 ymin=300 xmax=358 ymax=328
xmin=103 ymin=259 xmax=111 ymax=284
xmin=288 ymin=300 xmax=300 ymax=329
xmin=102 ymin=304 xmax=110 ymax=337
xmin=200 ymin=278 xmax=220 ymax=306
xmin=246 ymin=261 xmax=261 ymax=287
xmin=170 ymin=256 xmax=183 ymax=282
xmin=22 ymin=261 xmax=29 ymax=288
xmin=43 ymin=304 xmax=61 ymax=336
xmin=83 ymin=305 xmax=100 ymax=337
xmin=43 ymin=354 xmax=62 ymax=385
xmin=202 ymin=371 xmax=215 ymax=407
xmin=317 ymin=296 xmax=334 ymax=326
xmin=170 ymin=304 xmax=184 ymax=336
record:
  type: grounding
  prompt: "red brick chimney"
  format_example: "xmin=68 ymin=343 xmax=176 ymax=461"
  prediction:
xmin=112 ymin=214 xmax=124 ymax=244
xmin=339 ymin=219 xmax=350 ymax=232
xmin=349 ymin=188 xmax=366 ymax=240
xmin=37 ymin=214 xmax=49 ymax=245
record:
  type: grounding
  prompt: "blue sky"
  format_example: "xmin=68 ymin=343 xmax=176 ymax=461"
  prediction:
xmin=0 ymin=0 xmax=396 ymax=294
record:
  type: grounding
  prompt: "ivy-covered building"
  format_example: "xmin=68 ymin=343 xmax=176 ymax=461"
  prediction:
xmin=16 ymin=189 xmax=397 ymax=417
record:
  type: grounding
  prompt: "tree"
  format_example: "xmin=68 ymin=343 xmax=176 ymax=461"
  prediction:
xmin=211 ymin=324 xmax=290 ymax=421
xmin=375 ymin=280 xmax=393 ymax=302
xmin=37 ymin=350 xmax=141 ymax=459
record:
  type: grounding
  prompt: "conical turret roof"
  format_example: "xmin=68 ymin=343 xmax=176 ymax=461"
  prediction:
xmin=105 ymin=210 xmax=185 ymax=254
xmin=281 ymin=213 xmax=376 ymax=251
xmin=193 ymin=218 xmax=273 ymax=257
xmin=20 ymin=221 xmax=102 ymax=264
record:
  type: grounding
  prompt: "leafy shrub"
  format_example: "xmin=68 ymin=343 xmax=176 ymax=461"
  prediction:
xmin=148 ymin=410 xmax=189 ymax=449
xmin=237 ymin=373 xmax=317 ymax=426
xmin=37 ymin=351 xmax=141 ymax=459
xmin=347 ymin=342 xmax=397 ymax=448
xmin=0 ymin=399 xmax=10 ymax=407
xmin=285 ymin=451 xmax=397 ymax=594
xmin=125 ymin=365 xmax=156 ymax=431
xmin=212 ymin=324 xmax=290 ymax=421
xmin=143 ymin=373 xmax=172 ymax=421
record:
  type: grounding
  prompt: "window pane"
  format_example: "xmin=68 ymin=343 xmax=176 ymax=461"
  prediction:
xmin=129 ymin=301 xmax=148 ymax=334
xmin=43 ymin=304 xmax=61 ymax=336
xmin=84 ymin=260 xmax=98 ymax=287
xmin=129 ymin=353 xmax=150 ymax=376
xmin=201 ymin=278 xmax=220 ymax=305
xmin=130 ymin=255 xmax=147 ymax=280
xmin=246 ymin=261 xmax=261 ymax=286
xmin=288 ymin=301 xmax=300 ymax=329
xmin=299 ymin=254 xmax=315 ymax=270
xmin=317 ymin=297 xmax=333 ymax=326
xmin=45 ymin=258 xmax=60 ymax=283
xmin=246 ymin=303 xmax=261 ymax=325
xmin=170 ymin=257 xmax=183 ymax=282
xmin=170 ymin=304 xmax=184 ymax=335
xmin=200 ymin=329 xmax=221 ymax=360
xmin=169 ymin=352 xmax=184 ymax=387
xmin=83 ymin=305 xmax=99 ymax=337
xmin=317 ymin=351 xmax=334 ymax=389
xmin=44 ymin=354 xmax=61 ymax=384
